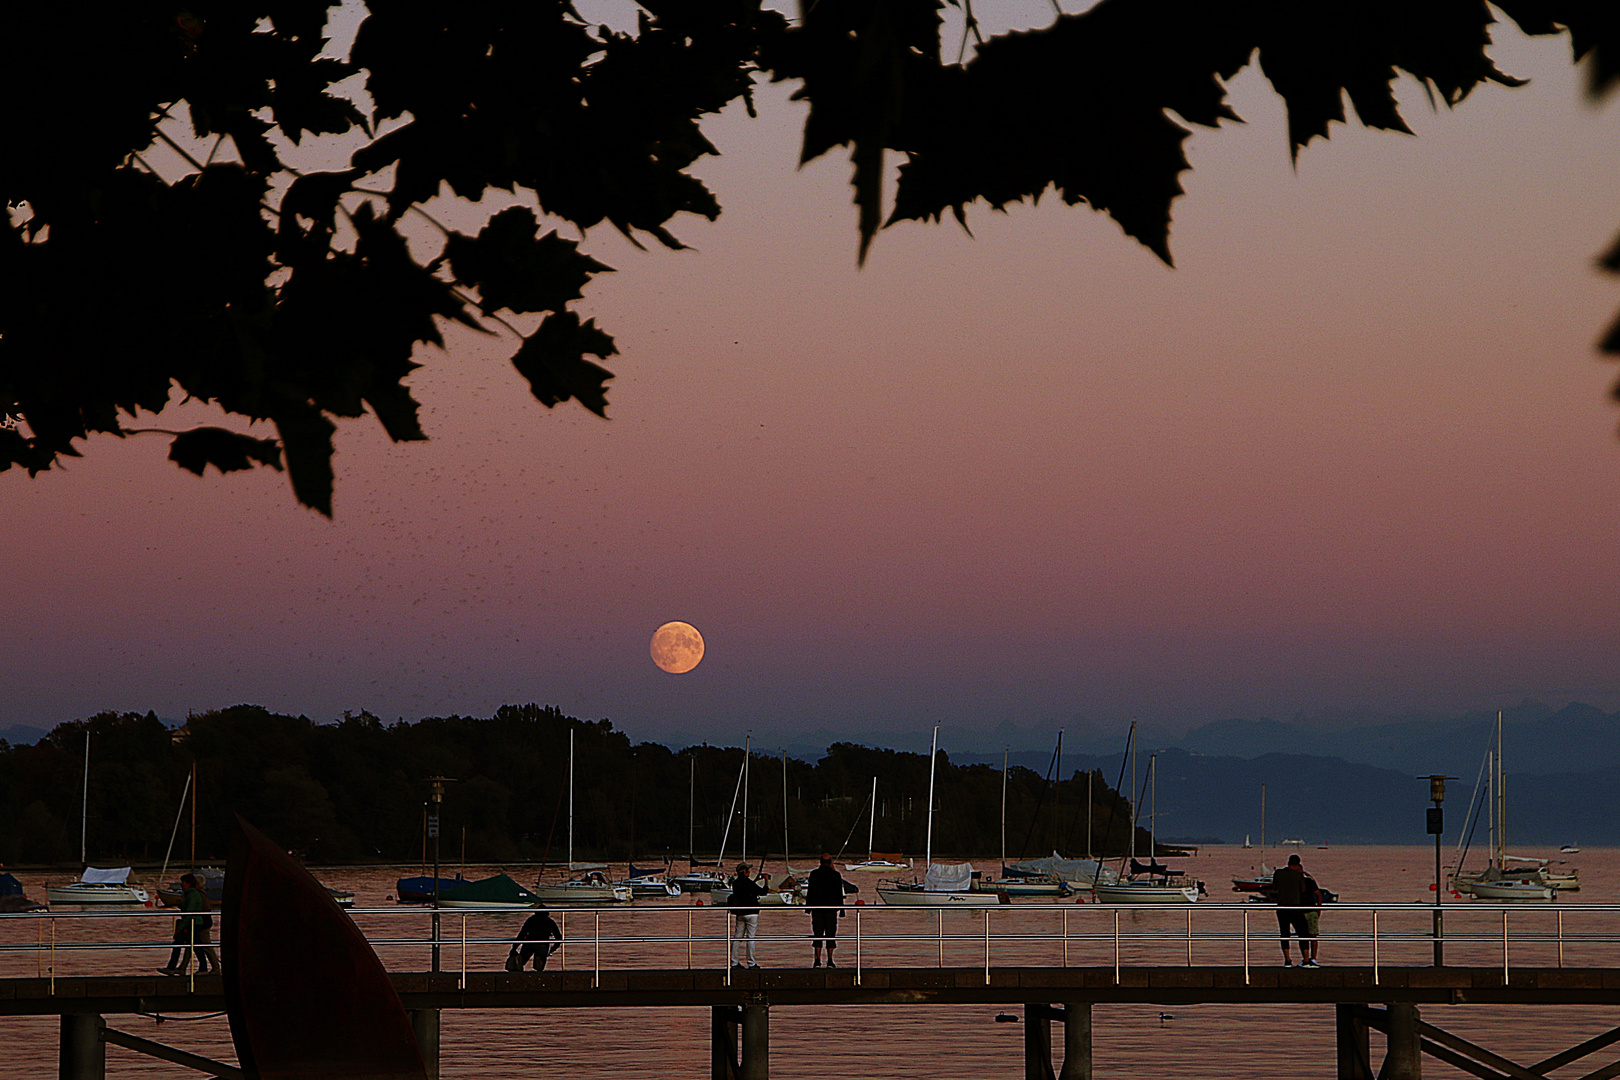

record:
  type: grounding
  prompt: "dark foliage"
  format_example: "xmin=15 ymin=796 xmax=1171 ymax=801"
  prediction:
xmin=5 ymin=1 xmax=1619 ymax=513
xmin=0 ymin=705 xmax=1146 ymax=867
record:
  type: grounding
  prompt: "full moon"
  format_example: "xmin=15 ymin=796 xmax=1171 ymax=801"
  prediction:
xmin=650 ymin=621 xmax=705 ymax=674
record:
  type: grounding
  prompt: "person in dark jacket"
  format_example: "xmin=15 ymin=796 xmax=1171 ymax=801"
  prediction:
xmin=727 ymin=863 xmax=766 ymax=968
xmin=1271 ymin=854 xmax=1314 ymax=967
xmin=507 ymin=907 xmax=563 ymax=971
xmin=160 ymin=873 xmax=217 ymax=975
xmin=805 ymin=853 xmax=858 ymax=967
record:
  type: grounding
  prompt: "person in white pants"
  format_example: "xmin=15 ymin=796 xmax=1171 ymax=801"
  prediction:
xmin=727 ymin=863 xmax=766 ymax=968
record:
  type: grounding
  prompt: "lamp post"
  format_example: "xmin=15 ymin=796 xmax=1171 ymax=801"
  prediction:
xmin=1421 ymin=774 xmax=1455 ymax=967
xmin=427 ymin=776 xmax=453 ymax=973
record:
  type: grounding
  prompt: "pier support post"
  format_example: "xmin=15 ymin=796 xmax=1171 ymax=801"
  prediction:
xmin=1336 ymin=1005 xmax=1372 ymax=1080
xmin=59 ymin=1013 xmax=105 ymax=1080
xmin=1025 ymin=1005 xmax=1056 ymax=1080
xmin=409 ymin=1008 xmax=440 ymax=1080
xmin=712 ymin=1006 xmax=740 ymax=1080
xmin=741 ymin=998 xmax=769 ymax=1080
xmin=1058 ymin=1002 xmax=1092 ymax=1080
xmin=1381 ymin=1003 xmax=1421 ymax=1080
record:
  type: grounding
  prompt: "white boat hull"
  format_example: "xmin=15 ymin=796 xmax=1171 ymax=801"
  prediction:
xmin=1464 ymin=881 xmax=1556 ymax=901
xmin=533 ymin=884 xmax=632 ymax=904
xmin=46 ymin=883 xmax=150 ymax=906
xmin=437 ymin=898 xmax=539 ymax=910
xmin=844 ymin=860 xmax=912 ymax=873
xmin=1091 ymin=883 xmax=1199 ymax=904
xmin=877 ymin=888 xmax=1003 ymax=907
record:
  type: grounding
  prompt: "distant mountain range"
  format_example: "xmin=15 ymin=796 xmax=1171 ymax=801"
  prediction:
xmin=949 ymin=702 xmax=1620 ymax=846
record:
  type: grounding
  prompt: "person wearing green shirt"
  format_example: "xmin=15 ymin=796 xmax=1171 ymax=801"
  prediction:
xmin=160 ymin=874 xmax=218 ymax=975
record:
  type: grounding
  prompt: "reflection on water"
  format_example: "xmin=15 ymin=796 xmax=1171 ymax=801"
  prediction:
xmin=3 ymin=845 xmax=1616 ymax=1077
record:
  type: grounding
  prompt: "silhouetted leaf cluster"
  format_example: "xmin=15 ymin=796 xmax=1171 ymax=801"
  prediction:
xmin=6 ymin=1 xmax=1620 ymax=512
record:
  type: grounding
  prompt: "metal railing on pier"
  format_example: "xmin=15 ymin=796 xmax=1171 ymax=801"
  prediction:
xmin=3 ymin=901 xmax=1615 ymax=994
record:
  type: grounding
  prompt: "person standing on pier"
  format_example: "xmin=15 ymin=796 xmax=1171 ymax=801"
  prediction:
xmin=1271 ymin=855 xmax=1315 ymax=967
xmin=507 ymin=906 xmax=563 ymax=971
xmin=728 ymin=862 xmax=765 ymax=968
xmin=805 ymin=853 xmax=858 ymax=967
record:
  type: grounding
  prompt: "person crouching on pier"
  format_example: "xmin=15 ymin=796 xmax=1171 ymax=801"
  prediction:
xmin=507 ymin=906 xmax=563 ymax=971
xmin=728 ymin=863 xmax=766 ymax=968
xmin=805 ymin=853 xmax=858 ymax=968
xmin=1271 ymin=855 xmax=1315 ymax=967
xmin=160 ymin=873 xmax=217 ymax=975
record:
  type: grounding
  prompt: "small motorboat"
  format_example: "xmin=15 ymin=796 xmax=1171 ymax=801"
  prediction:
xmin=670 ymin=869 xmax=729 ymax=893
xmin=843 ymin=856 xmax=913 ymax=873
xmin=971 ymin=875 xmax=1072 ymax=898
xmin=47 ymin=867 xmax=150 ymax=906
xmin=878 ymin=863 xmax=1004 ymax=907
xmin=1464 ymin=878 xmax=1557 ymax=902
xmin=620 ymin=871 xmax=682 ymax=899
xmin=1092 ymin=879 xmax=1201 ymax=904
xmin=532 ymin=870 xmax=632 ymax=904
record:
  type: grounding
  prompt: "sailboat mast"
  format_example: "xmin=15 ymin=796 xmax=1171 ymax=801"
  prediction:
xmin=1054 ymin=730 xmax=1063 ymax=855
xmin=1085 ymin=770 xmax=1093 ymax=861
xmin=81 ymin=730 xmax=90 ymax=866
xmin=567 ymin=727 xmax=575 ymax=870
xmin=924 ymin=724 xmax=939 ymax=870
xmin=1261 ymin=782 xmax=1267 ymax=861
xmin=741 ymin=735 xmax=751 ymax=866
xmin=867 ymin=777 xmax=877 ymax=860
xmin=1001 ymin=748 xmax=1008 ymax=873
xmin=1496 ymin=710 xmax=1505 ymax=867
xmin=716 ymin=752 xmax=745 ymax=865
xmin=781 ymin=750 xmax=789 ymax=872
xmin=1149 ymin=752 xmax=1157 ymax=859
xmin=1128 ymin=723 xmax=1137 ymax=862
xmin=190 ymin=759 xmax=197 ymax=871
xmin=688 ymin=756 xmax=695 ymax=862
xmin=1487 ymin=748 xmax=1496 ymax=870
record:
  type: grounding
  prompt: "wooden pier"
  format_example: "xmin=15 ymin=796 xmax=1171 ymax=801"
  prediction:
xmin=9 ymin=965 xmax=1620 ymax=1080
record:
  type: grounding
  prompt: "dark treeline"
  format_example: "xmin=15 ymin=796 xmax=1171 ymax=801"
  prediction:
xmin=0 ymin=704 xmax=1155 ymax=866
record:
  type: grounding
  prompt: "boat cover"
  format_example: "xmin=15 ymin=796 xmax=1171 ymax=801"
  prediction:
xmin=1006 ymin=854 xmax=1116 ymax=884
xmin=0 ymin=873 xmax=23 ymax=897
xmin=628 ymin=863 xmax=666 ymax=878
xmin=1130 ymin=858 xmax=1177 ymax=877
xmin=82 ymin=867 xmax=131 ymax=884
xmin=923 ymin=863 xmax=973 ymax=892
xmin=443 ymin=873 xmax=540 ymax=905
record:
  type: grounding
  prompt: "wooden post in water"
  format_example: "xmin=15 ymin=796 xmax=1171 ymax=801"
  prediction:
xmin=741 ymin=997 xmax=769 ymax=1080
xmin=409 ymin=1009 xmax=440 ymax=1080
xmin=711 ymin=1005 xmax=740 ymax=1080
xmin=1058 ymin=1002 xmax=1092 ymax=1080
xmin=1383 ymin=1003 xmax=1422 ymax=1080
xmin=59 ymin=1013 xmax=105 ymax=1080
xmin=1336 ymin=1005 xmax=1372 ymax=1080
xmin=1025 ymin=1004 xmax=1056 ymax=1080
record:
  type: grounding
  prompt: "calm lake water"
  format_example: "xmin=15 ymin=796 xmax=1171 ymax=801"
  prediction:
xmin=5 ymin=844 xmax=1618 ymax=1078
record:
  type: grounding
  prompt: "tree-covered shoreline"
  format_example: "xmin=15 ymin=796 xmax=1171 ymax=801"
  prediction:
xmin=0 ymin=704 xmax=1154 ymax=867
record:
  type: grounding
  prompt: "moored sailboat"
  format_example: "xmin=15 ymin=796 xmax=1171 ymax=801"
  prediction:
xmin=1092 ymin=734 xmax=1201 ymax=904
xmin=878 ymin=726 xmax=1002 ymax=908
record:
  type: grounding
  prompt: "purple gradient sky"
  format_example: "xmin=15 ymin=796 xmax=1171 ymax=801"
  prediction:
xmin=5 ymin=15 xmax=1620 ymax=749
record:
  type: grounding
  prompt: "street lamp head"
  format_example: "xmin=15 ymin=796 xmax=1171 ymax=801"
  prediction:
xmin=1419 ymin=774 xmax=1457 ymax=805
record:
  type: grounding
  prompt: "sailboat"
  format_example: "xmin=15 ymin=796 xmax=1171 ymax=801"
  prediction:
xmin=714 ymin=740 xmax=803 ymax=906
xmin=1092 ymin=734 xmax=1201 ymax=904
xmin=975 ymin=746 xmax=1073 ymax=897
xmin=1231 ymin=784 xmax=1271 ymax=893
xmin=672 ymin=743 xmax=747 ymax=893
xmin=535 ymin=729 xmax=630 ymax=903
xmin=1453 ymin=712 xmax=1558 ymax=902
xmin=843 ymin=777 xmax=912 ymax=872
xmin=47 ymin=731 xmax=151 ymax=906
xmin=878 ymin=726 xmax=1003 ymax=907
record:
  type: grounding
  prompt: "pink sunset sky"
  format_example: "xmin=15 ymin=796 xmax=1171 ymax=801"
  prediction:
xmin=5 ymin=8 xmax=1620 ymax=749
